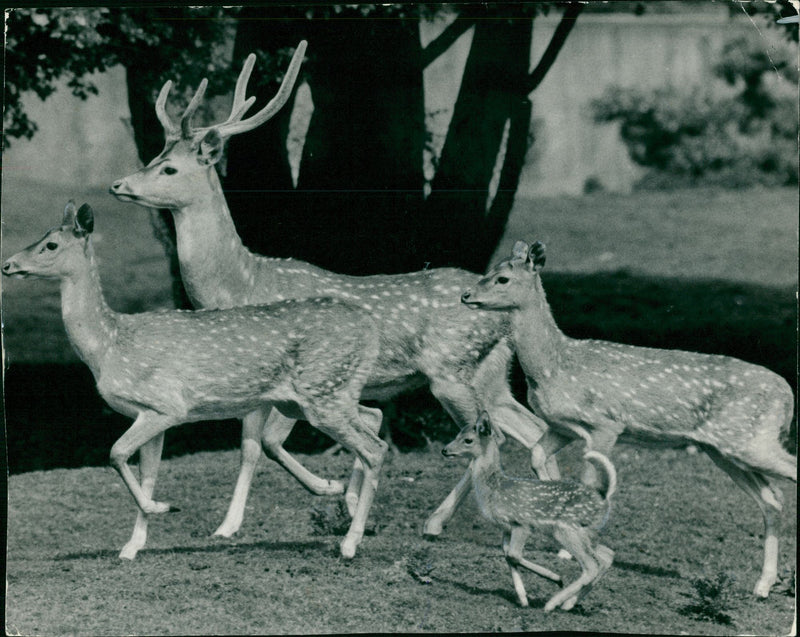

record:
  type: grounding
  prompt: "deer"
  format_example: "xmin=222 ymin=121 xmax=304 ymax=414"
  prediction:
xmin=109 ymin=41 xmax=556 ymax=549
xmin=442 ymin=411 xmax=616 ymax=611
xmin=1 ymin=200 xmax=388 ymax=560
xmin=460 ymin=240 xmax=797 ymax=598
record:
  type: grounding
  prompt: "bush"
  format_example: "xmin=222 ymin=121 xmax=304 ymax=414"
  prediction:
xmin=680 ymin=572 xmax=737 ymax=625
xmin=592 ymin=36 xmax=797 ymax=189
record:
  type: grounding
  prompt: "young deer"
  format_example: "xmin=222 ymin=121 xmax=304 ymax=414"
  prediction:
xmin=443 ymin=412 xmax=615 ymax=611
xmin=461 ymin=240 xmax=797 ymax=598
xmin=110 ymin=42 xmax=553 ymax=543
xmin=2 ymin=201 xmax=386 ymax=560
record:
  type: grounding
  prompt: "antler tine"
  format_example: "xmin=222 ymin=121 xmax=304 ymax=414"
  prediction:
xmin=229 ymin=53 xmax=257 ymax=119
xmin=217 ymin=40 xmax=307 ymax=139
xmin=192 ymin=54 xmax=258 ymax=138
xmin=180 ymin=77 xmax=209 ymax=139
xmin=155 ymin=80 xmax=179 ymax=138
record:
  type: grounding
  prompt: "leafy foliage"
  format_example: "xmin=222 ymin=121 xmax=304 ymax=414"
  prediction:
xmin=4 ymin=3 xmax=569 ymax=149
xmin=680 ymin=572 xmax=737 ymax=625
xmin=729 ymin=0 xmax=799 ymax=42
xmin=592 ymin=35 xmax=798 ymax=189
xmin=4 ymin=7 xmax=239 ymax=146
xmin=309 ymin=500 xmax=351 ymax=536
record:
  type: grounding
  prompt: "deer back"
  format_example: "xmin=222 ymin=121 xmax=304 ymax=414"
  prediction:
xmin=98 ymin=298 xmax=377 ymax=421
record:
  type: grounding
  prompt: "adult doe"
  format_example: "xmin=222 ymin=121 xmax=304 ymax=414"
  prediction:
xmin=2 ymin=201 xmax=386 ymax=560
xmin=110 ymin=41 xmax=553 ymax=542
xmin=443 ymin=412 xmax=616 ymax=611
xmin=460 ymin=240 xmax=796 ymax=597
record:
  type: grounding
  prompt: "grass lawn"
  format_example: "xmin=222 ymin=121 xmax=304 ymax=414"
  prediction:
xmin=5 ymin=444 xmax=797 ymax=635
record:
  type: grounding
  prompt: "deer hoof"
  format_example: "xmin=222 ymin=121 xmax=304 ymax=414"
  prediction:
xmin=560 ymin=596 xmax=578 ymax=611
xmin=212 ymin=525 xmax=238 ymax=539
xmin=118 ymin=543 xmax=141 ymax=560
xmin=340 ymin=537 xmax=359 ymax=559
xmin=753 ymin=576 xmax=774 ymax=598
xmin=422 ymin=518 xmax=444 ymax=539
xmin=142 ymin=500 xmax=171 ymax=515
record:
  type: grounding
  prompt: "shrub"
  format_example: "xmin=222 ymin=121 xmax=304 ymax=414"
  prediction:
xmin=680 ymin=572 xmax=737 ymax=625
xmin=309 ymin=500 xmax=351 ymax=536
xmin=592 ymin=35 xmax=797 ymax=189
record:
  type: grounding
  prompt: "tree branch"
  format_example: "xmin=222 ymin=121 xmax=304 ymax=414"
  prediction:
xmin=526 ymin=2 xmax=584 ymax=94
xmin=420 ymin=14 xmax=478 ymax=70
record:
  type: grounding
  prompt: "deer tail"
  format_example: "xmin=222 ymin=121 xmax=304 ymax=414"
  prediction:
xmin=584 ymin=450 xmax=617 ymax=501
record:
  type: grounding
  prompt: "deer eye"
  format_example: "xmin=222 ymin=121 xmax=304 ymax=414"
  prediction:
xmin=496 ymin=276 xmax=510 ymax=285
xmin=160 ymin=166 xmax=178 ymax=176
xmin=463 ymin=437 xmax=474 ymax=445
xmin=45 ymin=242 xmax=58 ymax=251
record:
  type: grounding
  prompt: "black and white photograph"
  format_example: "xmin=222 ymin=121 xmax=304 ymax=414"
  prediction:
xmin=2 ymin=2 xmax=798 ymax=634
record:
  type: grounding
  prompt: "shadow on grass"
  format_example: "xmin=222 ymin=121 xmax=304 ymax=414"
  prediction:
xmin=613 ymin=559 xmax=682 ymax=579
xmin=431 ymin=573 xmax=547 ymax=608
xmin=4 ymin=269 xmax=796 ymax=474
xmin=54 ymin=539 xmax=329 ymax=562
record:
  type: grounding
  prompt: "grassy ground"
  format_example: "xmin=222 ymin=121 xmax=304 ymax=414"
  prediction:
xmin=3 ymin=181 xmax=797 ymax=633
xmin=5 ymin=445 xmax=796 ymax=635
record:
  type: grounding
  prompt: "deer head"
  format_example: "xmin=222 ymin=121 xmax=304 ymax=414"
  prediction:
xmin=110 ymin=41 xmax=307 ymax=209
xmin=460 ymin=240 xmax=546 ymax=311
xmin=442 ymin=411 xmax=506 ymax=459
xmin=3 ymin=201 xmax=95 ymax=279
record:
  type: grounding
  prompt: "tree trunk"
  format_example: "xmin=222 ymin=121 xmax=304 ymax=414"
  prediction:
xmin=226 ymin=10 xmax=426 ymax=275
xmin=422 ymin=13 xmax=533 ymax=273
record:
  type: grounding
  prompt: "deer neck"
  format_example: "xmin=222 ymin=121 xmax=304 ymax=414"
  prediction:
xmin=172 ymin=169 xmax=256 ymax=309
xmin=471 ymin=440 xmax=503 ymax=485
xmin=510 ymin=278 xmax=567 ymax=382
xmin=60 ymin=250 xmax=118 ymax=376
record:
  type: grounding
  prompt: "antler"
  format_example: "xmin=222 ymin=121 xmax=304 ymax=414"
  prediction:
xmin=155 ymin=80 xmax=179 ymax=140
xmin=214 ymin=40 xmax=307 ymax=139
xmin=154 ymin=40 xmax=308 ymax=143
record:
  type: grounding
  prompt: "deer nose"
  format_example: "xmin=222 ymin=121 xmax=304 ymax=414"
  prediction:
xmin=110 ymin=179 xmax=123 ymax=193
xmin=441 ymin=447 xmax=450 ymax=457
xmin=461 ymin=290 xmax=472 ymax=303
xmin=3 ymin=260 xmax=16 ymax=275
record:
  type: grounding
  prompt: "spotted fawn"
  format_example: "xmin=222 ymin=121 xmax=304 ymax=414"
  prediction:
xmin=443 ymin=412 xmax=615 ymax=611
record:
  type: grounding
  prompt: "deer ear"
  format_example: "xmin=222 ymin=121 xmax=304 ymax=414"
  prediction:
xmin=62 ymin=200 xmax=77 ymax=227
xmin=528 ymin=241 xmax=546 ymax=272
xmin=511 ymin=240 xmax=529 ymax=261
xmin=198 ymin=128 xmax=224 ymax=166
xmin=75 ymin=204 xmax=94 ymax=236
xmin=476 ymin=411 xmax=492 ymax=438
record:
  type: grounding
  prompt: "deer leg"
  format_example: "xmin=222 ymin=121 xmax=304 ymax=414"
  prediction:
xmin=471 ymin=341 xmax=557 ymax=476
xmin=119 ymin=432 xmax=165 ymax=560
xmin=345 ymin=459 xmax=365 ymax=518
xmin=306 ymin=404 xmax=386 ymax=559
xmin=423 ymin=467 xmax=473 ymax=538
xmin=503 ymin=529 xmax=531 ymax=606
xmin=506 ymin=525 xmax=563 ymax=586
xmin=545 ymin=525 xmax=600 ymax=612
xmin=531 ymin=429 xmax=574 ymax=481
xmin=213 ymin=407 xmax=265 ymax=538
xmin=421 ymin=378 xmax=483 ymax=537
xmin=344 ymin=405 xmax=384 ymax=516
xmin=110 ymin=412 xmax=178 ymax=515
xmin=561 ymin=543 xmax=614 ymax=611
xmin=261 ymin=407 xmax=345 ymax=496
xmin=703 ymin=447 xmax=785 ymax=598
